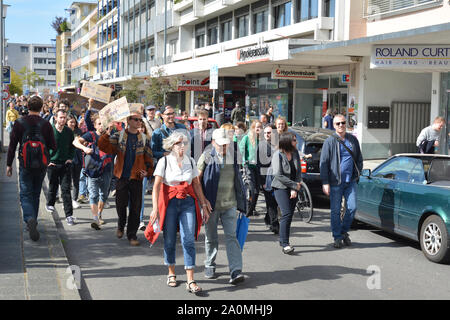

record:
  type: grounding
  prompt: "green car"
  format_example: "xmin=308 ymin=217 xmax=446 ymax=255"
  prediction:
xmin=356 ymin=154 xmax=450 ymax=264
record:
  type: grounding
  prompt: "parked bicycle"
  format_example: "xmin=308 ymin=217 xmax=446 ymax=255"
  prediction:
xmin=296 ymin=181 xmax=313 ymax=223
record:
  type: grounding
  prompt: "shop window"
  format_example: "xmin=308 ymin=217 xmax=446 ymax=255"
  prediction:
xmin=273 ymin=1 xmax=292 ymax=29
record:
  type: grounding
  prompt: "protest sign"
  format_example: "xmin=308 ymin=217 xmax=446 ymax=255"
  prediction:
xmin=80 ymin=82 xmax=113 ymax=104
xmin=59 ymin=92 xmax=106 ymax=115
xmin=99 ymin=97 xmax=129 ymax=129
xmin=128 ymin=103 xmax=144 ymax=115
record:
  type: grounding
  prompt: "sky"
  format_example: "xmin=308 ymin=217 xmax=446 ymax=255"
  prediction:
xmin=5 ymin=0 xmax=79 ymax=44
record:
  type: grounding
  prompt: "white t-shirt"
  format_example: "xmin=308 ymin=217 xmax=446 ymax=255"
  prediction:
xmin=153 ymin=154 xmax=199 ymax=186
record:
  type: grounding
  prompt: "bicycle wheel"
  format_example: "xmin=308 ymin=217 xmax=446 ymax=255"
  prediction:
xmin=296 ymin=181 xmax=313 ymax=223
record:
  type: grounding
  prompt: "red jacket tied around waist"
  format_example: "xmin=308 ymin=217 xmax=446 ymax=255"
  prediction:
xmin=145 ymin=181 xmax=202 ymax=244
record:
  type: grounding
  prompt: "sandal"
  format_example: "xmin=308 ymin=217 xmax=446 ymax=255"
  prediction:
xmin=167 ymin=275 xmax=177 ymax=287
xmin=186 ymin=280 xmax=202 ymax=294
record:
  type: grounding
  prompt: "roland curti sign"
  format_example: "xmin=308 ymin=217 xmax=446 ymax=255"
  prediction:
xmin=237 ymin=45 xmax=271 ymax=65
xmin=371 ymin=45 xmax=450 ymax=70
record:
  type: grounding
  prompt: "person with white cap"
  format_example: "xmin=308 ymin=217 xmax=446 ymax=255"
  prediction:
xmin=197 ymin=127 xmax=247 ymax=285
xmin=98 ymin=108 xmax=154 ymax=246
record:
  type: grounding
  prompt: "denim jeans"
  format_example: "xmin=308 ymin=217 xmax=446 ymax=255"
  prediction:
xmin=79 ymin=168 xmax=88 ymax=197
xmin=274 ymin=189 xmax=298 ymax=247
xmin=71 ymin=163 xmax=82 ymax=201
xmin=19 ymin=168 xmax=47 ymax=223
xmin=87 ymin=167 xmax=112 ymax=205
xmin=204 ymin=207 xmax=243 ymax=275
xmin=163 ymin=196 xmax=197 ymax=269
xmin=330 ymin=181 xmax=357 ymax=240
xmin=140 ymin=176 xmax=148 ymax=222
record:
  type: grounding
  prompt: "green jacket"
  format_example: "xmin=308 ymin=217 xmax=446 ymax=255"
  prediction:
xmin=238 ymin=134 xmax=258 ymax=167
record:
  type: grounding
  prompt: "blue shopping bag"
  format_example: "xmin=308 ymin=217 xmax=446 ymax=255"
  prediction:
xmin=236 ymin=212 xmax=250 ymax=251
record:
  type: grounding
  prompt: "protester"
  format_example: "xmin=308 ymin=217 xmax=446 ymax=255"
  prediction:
xmin=179 ymin=111 xmax=191 ymax=130
xmin=6 ymin=102 xmax=20 ymax=134
xmin=142 ymin=105 xmax=161 ymax=137
xmin=239 ymin=120 xmax=263 ymax=217
xmin=150 ymin=132 xmax=211 ymax=294
xmin=190 ymin=109 xmax=213 ymax=162
xmin=45 ymin=109 xmax=76 ymax=226
xmin=275 ymin=116 xmax=288 ymax=135
xmin=151 ymin=106 xmax=189 ymax=162
xmin=320 ymin=114 xmax=363 ymax=249
xmin=271 ymin=131 xmax=302 ymax=254
xmin=322 ymin=109 xmax=335 ymax=131
xmin=258 ymin=125 xmax=279 ymax=234
xmin=416 ymin=116 xmax=445 ymax=154
xmin=197 ymin=128 xmax=246 ymax=284
xmin=6 ymin=96 xmax=57 ymax=241
xmin=138 ymin=121 xmax=152 ymax=231
xmin=230 ymin=101 xmax=245 ymax=125
xmin=66 ymin=113 xmax=83 ymax=210
xmin=234 ymin=121 xmax=247 ymax=143
xmin=260 ymin=114 xmax=269 ymax=128
xmin=73 ymin=113 xmax=114 ymax=230
xmin=98 ymin=109 xmax=153 ymax=246
xmin=266 ymin=106 xmax=275 ymax=124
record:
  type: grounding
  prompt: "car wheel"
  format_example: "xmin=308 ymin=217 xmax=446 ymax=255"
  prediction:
xmin=420 ymin=215 xmax=450 ymax=264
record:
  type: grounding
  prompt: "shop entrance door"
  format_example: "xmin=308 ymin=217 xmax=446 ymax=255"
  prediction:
xmin=446 ymin=89 xmax=450 ymax=155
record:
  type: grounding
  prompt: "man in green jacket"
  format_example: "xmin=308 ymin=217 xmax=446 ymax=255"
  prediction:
xmin=45 ymin=109 xmax=76 ymax=226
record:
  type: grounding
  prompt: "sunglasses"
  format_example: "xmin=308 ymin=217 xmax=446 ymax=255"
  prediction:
xmin=164 ymin=112 xmax=175 ymax=116
xmin=130 ymin=117 xmax=142 ymax=122
xmin=335 ymin=121 xmax=346 ymax=126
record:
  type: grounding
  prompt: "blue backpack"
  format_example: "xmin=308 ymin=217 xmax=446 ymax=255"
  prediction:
xmin=82 ymin=131 xmax=112 ymax=178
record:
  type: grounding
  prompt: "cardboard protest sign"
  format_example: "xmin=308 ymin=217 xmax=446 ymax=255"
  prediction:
xmin=59 ymin=92 xmax=106 ymax=115
xmin=80 ymin=82 xmax=113 ymax=104
xmin=99 ymin=96 xmax=129 ymax=129
xmin=128 ymin=103 xmax=144 ymax=115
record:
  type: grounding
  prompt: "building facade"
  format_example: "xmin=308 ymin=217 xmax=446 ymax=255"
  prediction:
xmin=7 ymin=43 xmax=57 ymax=94
xmin=56 ymin=31 xmax=72 ymax=90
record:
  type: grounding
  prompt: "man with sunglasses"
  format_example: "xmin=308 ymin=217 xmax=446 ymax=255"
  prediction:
xmin=98 ymin=110 xmax=154 ymax=246
xmin=319 ymin=114 xmax=363 ymax=249
xmin=151 ymin=106 xmax=190 ymax=162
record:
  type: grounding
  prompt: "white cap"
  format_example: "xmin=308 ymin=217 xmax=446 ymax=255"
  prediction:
xmin=212 ymin=128 xmax=231 ymax=146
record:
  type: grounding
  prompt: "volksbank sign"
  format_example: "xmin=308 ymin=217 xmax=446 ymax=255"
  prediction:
xmin=371 ymin=45 xmax=450 ymax=70
xmin=237 ymin=45 xmax=270 ymax=65
xmin=271 ymin=67 xmax=318 ymax=80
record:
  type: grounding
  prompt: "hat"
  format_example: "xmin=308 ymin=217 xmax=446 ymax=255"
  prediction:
xmin=212 ymin=128 xmax=231 ymax=146
xmin=146 ymin=105 xmax=156 ymax=110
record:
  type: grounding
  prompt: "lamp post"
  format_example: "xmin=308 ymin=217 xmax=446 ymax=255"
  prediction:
xmin=0 ymin=2 xmax=8 ymax=151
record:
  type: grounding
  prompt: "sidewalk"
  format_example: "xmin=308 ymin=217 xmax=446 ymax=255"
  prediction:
xmin=0 ymin=133 xmax=80 ymax=299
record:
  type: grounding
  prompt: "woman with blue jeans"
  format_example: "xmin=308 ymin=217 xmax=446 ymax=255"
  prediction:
xmin=150 ymin=132 xmax=211 ymax=294
xmin=271 ymin=132 xmax=302 ymax=255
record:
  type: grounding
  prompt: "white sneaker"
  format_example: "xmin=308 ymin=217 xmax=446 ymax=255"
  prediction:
xmin=66 ymin=216 xmax=76 ymax=226
xmin=103 ymin=201 xmax=110 ymax=209
xmin=46 ymin=205 xmax=55 ymax=213
xmin=72 ymin=200 xmax=80 ymax=209
xmin=139 ymin=221 xmax=146 ymax=231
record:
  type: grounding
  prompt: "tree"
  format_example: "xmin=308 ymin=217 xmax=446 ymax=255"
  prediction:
xmin=18 ymin=67 xmax=44 ymax=91
xmin=9 ymin=68 xmax=23 ymax=96
xmin=51 ymin=16 xmax=70 ymax=35
xmin=143 ymin=67 xmax=178 ymax=107
xmin=117 ymin=78 xmax=143 ymax=103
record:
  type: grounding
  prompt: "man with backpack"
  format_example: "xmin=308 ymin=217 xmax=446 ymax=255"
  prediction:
xmin=98 ymin=109 xmax=154 ymax=246
xmin=73 ymin=113 xmax=114 ymax=230
xmin=6 ymin=96 xmax=57 ymax=241
xmin=45 ymin=109 xmax=76 ymax=226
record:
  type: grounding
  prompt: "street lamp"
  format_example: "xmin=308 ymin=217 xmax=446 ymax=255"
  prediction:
xmin=0 ymin=2 xmax=9 ymax=151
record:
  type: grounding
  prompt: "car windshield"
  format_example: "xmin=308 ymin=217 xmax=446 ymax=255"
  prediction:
xmin=427 ymin=158 xmax=450 ymax=183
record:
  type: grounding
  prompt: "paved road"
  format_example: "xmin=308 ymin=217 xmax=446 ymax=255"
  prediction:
xmin=51 ymin=186 xmax=450 ymax=300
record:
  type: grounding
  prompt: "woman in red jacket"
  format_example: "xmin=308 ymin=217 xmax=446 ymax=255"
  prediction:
xmin=149 ymin=132 xmax=211 ymax=294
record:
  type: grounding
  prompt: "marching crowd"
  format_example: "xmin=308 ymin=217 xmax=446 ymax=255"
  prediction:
xmin=5 ymin=94 xmax=364 ymax=294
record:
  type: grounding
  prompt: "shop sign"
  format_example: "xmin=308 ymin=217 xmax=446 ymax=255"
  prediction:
xmin=177 ymin=77 xmax=211 ymax=91
xmin=371 ymin=45 xmax=450 ymax=70
xmin=271 ymin=67 xmax=318 ymax=80
xmin=237 ymin=45 xmax=270 ymax=65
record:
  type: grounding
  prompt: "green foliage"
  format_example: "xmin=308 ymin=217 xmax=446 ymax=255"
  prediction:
xmin=18 ymin=67 xmax=44 ymax=90
xmin=9 ymin=69 xmax=23 ymax=96
xmin=117 ymin=78 xmax=143 ymax=103
xmin=51 ymin=16 xmax=70 ymax=35
xmin=143 ymin=67 xmax=177 ymax=107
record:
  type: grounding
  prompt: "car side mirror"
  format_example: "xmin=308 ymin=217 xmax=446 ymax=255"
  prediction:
xmin=361 ymin=169 xmax=371 ymax=178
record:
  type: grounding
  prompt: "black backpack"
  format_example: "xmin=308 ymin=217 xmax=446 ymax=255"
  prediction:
xmin=17 ymin=118 xmax=50 ymax=170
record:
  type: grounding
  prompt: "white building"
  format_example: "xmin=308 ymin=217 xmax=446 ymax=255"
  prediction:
xmin=7 ymin=43 xmax=57 ymax=94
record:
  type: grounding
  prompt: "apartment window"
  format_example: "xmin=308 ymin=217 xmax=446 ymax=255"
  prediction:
xmin=147 ymin=46 xmax=155 ymax=62
xmin=48 ymin=81 xmax=56 ymax=87
xmin=48 ymin=47 xmax=56 ymax=54
xmin=297 ymin=0 xmax=318 ymax=21
xmin=207 ymin=18 xmax=218 ymax=46
xmin=134 ymin=46 xmax=139 ymax=65
xmin=273 ymin=1 xmax=292 ymax=28
xmin=34 ymin=58 xmax=47 ymax=64
xmin=140 ymin=43 xmax=146 ymax=63
xmin=169 ymin=39 xmax=177 ymax=56
xmin=324 ymin=0 xmax=335 ymax=17
xmin=48 ymin=70 xmax=56 ymax=76
xmin=195 ymin=23 xmax=205 ymax=49
xmin=147 ymin=0 xmax=155 ymax=20
xmin=48 ymin=59 xmax=56 ymax=65
xmin=35 ymin=69 xmax=47 ymax=76
xmin=128 ymin=48 xmax=133 ymax=65
xmin=34 ymin=47 xmax=47 ymax=53
xmin=253 ymin=8 xmax=268 ymax=34
xmin=236 ymin=14 xmax=249 ymax=38
xmin=221 ymin=19 xmax=232 ymax=42
xmin=20 ymin=46 xmax=28 ymax=53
